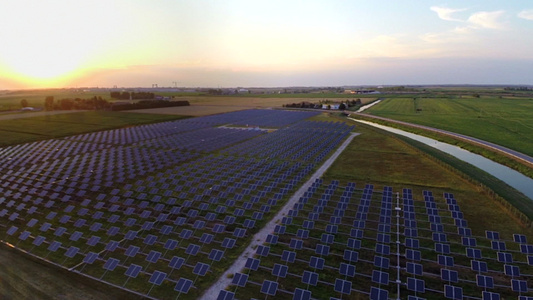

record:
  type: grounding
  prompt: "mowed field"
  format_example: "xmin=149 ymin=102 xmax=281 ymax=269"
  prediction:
xmin=365 ymin=97 xmax=533 ymax=157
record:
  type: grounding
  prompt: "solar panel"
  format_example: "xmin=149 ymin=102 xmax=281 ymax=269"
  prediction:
xmin=282 ymin=250 xmax=296 ymax=263
xmin=372 ymin=270 xmax=389 ymax=285
xmin=186 ymin=244 xmax=200 ymax=256
xmin=513 ymin=234 xmax=527 ymax=244
xmin=471 ymin=260 xmax=488 ymax=273
xmin=466 ymin=248 xmax=482 ymax=259
xmin=209 ymin=249 xmax=224 ymax=261
xmin=272 ymin=264 xmax=288 ymax=278
xmin=406 ymin=238 xmax=419 ymax=249
xmin=309 ymin=256 xmax=325 ymax=270
xmin=316 ymin=244 xmax=329 ymax=256
xmin=511 ymin=279 xmax=528 ymax=292
xmin=334 ymin=278 xmax=352 ymax=294
xmin=370 ymin=287 xmax=388 ymax=300
xmin=293 ymin=288 xmax=311 ymax=300
xmin=200 ymin=233 xmax=214 ymax=244
xmin=486 ymin=231 xmax=500 ymax=240
xmin=406 ymin=249 xmax=421 ymax=261
xmin=222 ymin=238 xmax=236 ymax=249
xmin=339 ymin=263 xmax=356 ymax=277
xmin=83 ymin=252 xmax=99 ymax=264
xmin=149 ymin=271 xmax=167 ymax=285
xmin=103 ymin=258 xmax=119 ymax=271
xmin=521 ymin=244 xmax=533 ymax=254
xmin=146 ymin=251 xmax=161 ymax=263
xmin=407 ymin=277 xmax=425 ymax=293
xmin=374 ymin=256 xmax=389 ymax=269
xmin=504 ymin=264 xmax=520 ymax=276
xmin=193 ymin=262 xmax=210 ymax=276
xmin=232 ymin=272 xmax=248 ymax=287
xmin=497 ymin=252 xmax=513 ymax=263
xmin=169 ymin=256 xmax=185 ymax=270
xmin=106 ymin=240 xmax=119 ymax=251
xmin=491 ymin=241 xmax=506 ymax=251
xmin=217 ymin=290 xmax=234 ymax=300
xmin=64 ymin=246 xmax=79 ymax=258
xmin=407 ymin=262 xmax=423 ymax=276
xmin=435 ymin=243 xmax=450 ymax=254
xmin=444 ymin=285 xmax=463 ymax=300
xmin=482 ymin=291 xmax=500 ymax=300
xmin=375 ymin=244 xmax=390 ymax=256
xmin=476 ymin=275 xmax=494 ymax=288
xmin=33 ymin=235 xmax=46 ymax=246
xmin=125 ymin=245 xmax=140 ymax=257
xmin=438 ymin=255 xmax=454 ymax=267
xmin=261 ymin=280 xmax=278 ymax=296
xmin=245 ymin=257 xmax=260 ymax=271
xmin=125 ymin=264 xmax=142 ymax=278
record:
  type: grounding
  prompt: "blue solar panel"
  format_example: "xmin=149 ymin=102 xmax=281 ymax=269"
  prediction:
xmin=290 ymin=239 xmax=304 ymax=250
xmin=471 ymin=260 xmax=488 ymax=273
xmin=316 ymin=244 xmax=330 ymax=256
xmin=407 ymin=277 xmax=425 ymax=293
xmin=222 ymin=238 xmax=236 ymax=249
xmin=301 ymin=270 xmax=318 ymax=286
xmin=407 ymin=262 xmax=423 ymax=276
xmin=217 ymin=290 xmax=234 ymax=300
xmin=186 ymin=244 xmax=200 ymax=256
xmin=125 ymin=245 xmax=140 ymax=257
xmin=334 ymin=278 xmax=352 ymax=295
xmin=125 ymin=264 xmax=142 ymax=278
xmin=370 ymin=287 xmax=388 ymax=300
xmin=64 ymin=246 xmax=79 ymax=258
xmin=504 ymin=264 xmax=520 ymax=276
xmin=435 ymin=243 xmax=450 ymax=254
xmin=143 ymin=234 xmax=157 ymax=245
xmin=491 ymin=241 xmax=506 ymax=251
xmin=48 ymin=241 xmax=61 ymax=252
xmin=482 ymin=291 xmax=500 ymax=300
xmin=169 ymin=256 xmax=185 ymax=270
xmin=232 ymin=272 xmax=249 ymax=287
xmin=245 ymin=258 xmax=260 ymax=271
xmin=146 ymin=251 xmax=161 ymax=263
xmin=486 ymin=231 xmax=500 ymax=240
xmin=339 ymin=263 xmax=356 ymax=277
xmin=174 ymin=278 xmax=193 ymax=293
xmin=33 ymin=235 xmax=46 ymax=246
xmin=406 ymin=249 xmax=421 ymax=261
xmin=103 ymin=258 xmax=119 ymax=271
xmin=513 ymin=234 xmax=527 ymax=244
xmin=376 ymin=244 xmax=390 ymax=255
xmin=466 ymin=248 xmax=482 ymax=259
xmin=293 ymin=288 xmax=311 ymax=300
xmin=511 ymin=279 xmax=528 ymax=292
xmin=83 ymin=252 xmax=99 ymax=264
xmin=282 ymin=250 xmax=296 ymax=263
xmin=444 ymin=285 xmax=463 ymax=300
xmin=309 ymin=256 xmax=325 ymax=270
xmin=440 ymin=269 xmax=458 ymax=283
xmin=105 ymin=240 xmax=119 ymax=251
xmin=272 ymin=264 xmax=288 ymax=278
xmin=208 ymin=249 xmax=224 ymax=262
xmin=164 ymin=239 xmax=179 ymax=250
xmin=521 ymin=244 xmax=533 ymax=254
xmin=261 ymin=280 xmax=278 ymax=296
xmin=476 ymin=275 xmax=494 ymax=288
xmin=193 ymin=262 xmax=210 ymax=276
xmin=372 ymin=270 xmax=389 ymax=285
xmin=438 ymin=255 xmax=454 ymax=267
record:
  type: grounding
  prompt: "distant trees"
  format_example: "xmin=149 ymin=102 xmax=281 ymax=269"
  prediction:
xmin=20 ymin=99 xmax=29 ymax=108
xmin=44 ymin=96 xmax=54 ymax=110
xmin=111 ymin=100 xmax=189 ymax=111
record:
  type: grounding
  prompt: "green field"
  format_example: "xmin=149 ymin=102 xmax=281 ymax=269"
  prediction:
xmin=365 ymin=97 xmax=533 ymax=157
xmin=0 ymin=111 xmax=189 ymax=147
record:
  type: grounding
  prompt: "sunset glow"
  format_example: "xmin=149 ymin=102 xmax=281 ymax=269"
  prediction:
xmin=1 ymin=0 xmax=532 ymax=89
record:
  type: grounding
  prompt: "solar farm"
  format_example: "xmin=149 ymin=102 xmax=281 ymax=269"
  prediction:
xmin=1 ymin=109 xmax=532 ymax=300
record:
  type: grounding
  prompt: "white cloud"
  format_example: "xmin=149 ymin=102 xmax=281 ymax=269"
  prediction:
xmin=430 ymin=6 xmax=466 ymax=22
xmin=518 ymin=9 xmax=533 ymax=20
xmin=467 ymin=10 xmax=507 ymax=29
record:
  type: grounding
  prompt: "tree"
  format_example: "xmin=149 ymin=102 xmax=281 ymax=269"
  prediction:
xmin=21 ymin=99 xmax=29 ymax=108
xmin=44 ymin=96 xmax=54 ymax=111
xmin=339 ymin=103 xmax=346 ymax=110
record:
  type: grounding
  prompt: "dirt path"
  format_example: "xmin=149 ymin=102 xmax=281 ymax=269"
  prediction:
xmin=200 ymin=132 xmax=360 ymax=299
xmin=0 ymin=110 xmax=87 ymax=121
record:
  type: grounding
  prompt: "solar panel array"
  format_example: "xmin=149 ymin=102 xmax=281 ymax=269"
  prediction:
xmin=0 ymin=109 xmax=356 ymax=299
xmin=220 ymin=180 xmax=533 ymax=300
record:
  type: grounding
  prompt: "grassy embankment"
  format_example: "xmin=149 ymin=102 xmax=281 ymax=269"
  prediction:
xmin=357 ymin=97 xmax=533 ymax=178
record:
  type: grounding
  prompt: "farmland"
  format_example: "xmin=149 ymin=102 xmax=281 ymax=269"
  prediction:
xmin=1 ymin=108 xmax=533 ymax=299
xmin=363 ymin=97 xmax=533 ymax=157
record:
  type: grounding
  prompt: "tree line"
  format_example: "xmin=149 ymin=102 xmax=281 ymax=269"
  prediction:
xmin=109 ymin=91 xmax=156 ymax=100
xmin=43 ymin=96 xmax=189 ymax=111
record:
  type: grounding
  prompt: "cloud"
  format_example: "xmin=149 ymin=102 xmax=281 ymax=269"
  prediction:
xmin=518 ymin=9 xmax=533 ymax=21
xmin=430 ymin=6 xmax=466 ymax=22
xmin=467 ymin=10 xmax=506 ymax=29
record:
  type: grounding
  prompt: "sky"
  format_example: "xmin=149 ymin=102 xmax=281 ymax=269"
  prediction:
xmin=1 ymin=0 xmax=532 ymax=89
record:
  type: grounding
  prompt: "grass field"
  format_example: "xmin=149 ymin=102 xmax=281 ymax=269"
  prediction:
xmin=365 ymin=97 xmax=533 ymax=157
xmin=0 ymin=111 xmax=188 ymax=147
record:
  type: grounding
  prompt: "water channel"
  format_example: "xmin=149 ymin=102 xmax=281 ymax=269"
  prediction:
xmin=349 ymin=118 xmax=533 ymax=201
